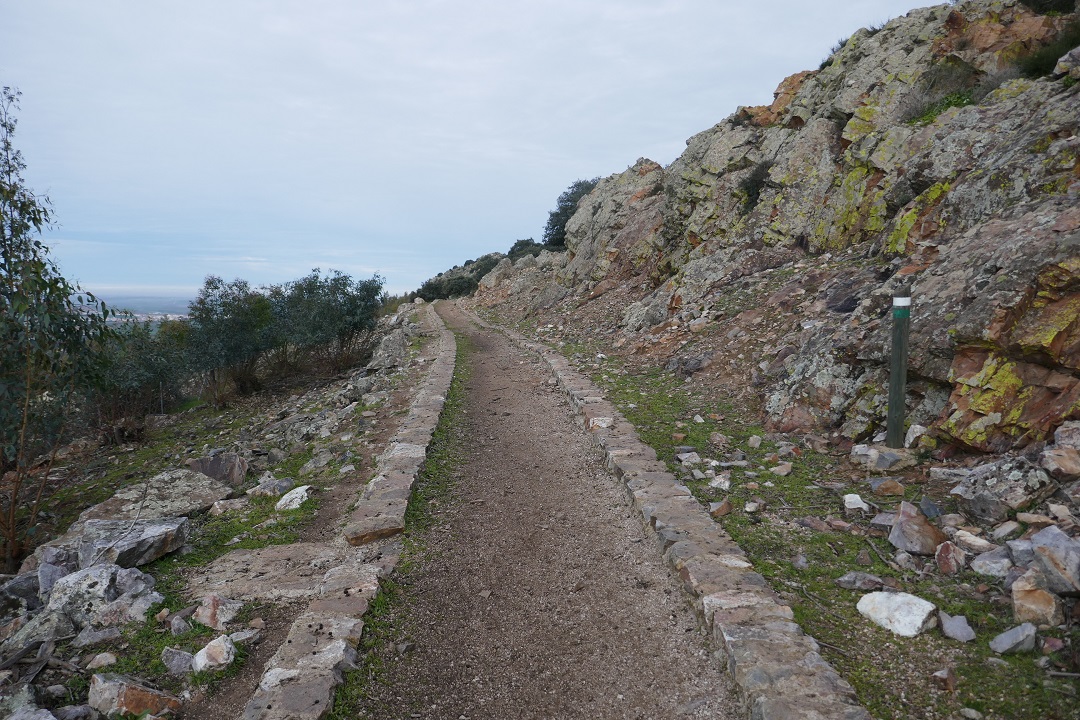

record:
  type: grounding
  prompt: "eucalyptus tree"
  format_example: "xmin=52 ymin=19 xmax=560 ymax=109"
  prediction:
xmin=0 ymin=88 xmax=111 ymax=570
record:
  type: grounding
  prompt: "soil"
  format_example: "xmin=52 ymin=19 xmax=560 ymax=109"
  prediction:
xmin=355 ymin=302 xmax=739 ymax=719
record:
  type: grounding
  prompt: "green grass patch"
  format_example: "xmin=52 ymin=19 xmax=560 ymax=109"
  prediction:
xmin=553 ymin=340 xmax=1080 ymax=719
xmin=908 ymin=91 xmax=974 ymax=126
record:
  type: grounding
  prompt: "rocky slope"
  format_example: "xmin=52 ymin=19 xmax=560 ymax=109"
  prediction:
xmin=474 ymin=0 xmax=1080 ymax=456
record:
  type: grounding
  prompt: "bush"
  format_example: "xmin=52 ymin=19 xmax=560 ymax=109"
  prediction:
xmin=471 ymin=254 xmax=502 ymax=279
xmin=542 ymin=178 xmax=600 ymax=248
xmin=187 ymin=276 xmax=274 ymax=395
xmin=89 ymin=321 xmax=191 ymax=426
xmin=268 ymin=269 xmax=382 ymax=370
xmin=906 ymin=91 xmax=974 ymax=125
xmin=1019 ymin=0 xmax=1076 ymax=14
xmin=1017 ymin=20 xmax=1080 ymax=77
xmin=507 ymin=238 xmax=546 ymax=262
xmin=738 ymin=161 xmax=773 ymax=214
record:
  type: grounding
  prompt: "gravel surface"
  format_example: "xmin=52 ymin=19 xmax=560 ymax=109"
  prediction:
xmin=358 ymin=303 xmax=739 ymax=719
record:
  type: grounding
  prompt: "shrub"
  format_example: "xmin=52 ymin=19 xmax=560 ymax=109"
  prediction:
xmin=1019 ymin=0 xmax=1076 ymax=14
xmin=268 ymin=269 xmax=382 ymax=370
xmin=89 ymin=321 xmax=191 ymax=426
xmin=1017 ymin=20 xmax=1080 ymax=77
xmin=738 ymin=161 xmax=774 ymax=214
xmin=542 ymin=178 xmax=600 ymax=248
xmin=507 ymin=238 xmax=546 ymax=262
xmin=471 ymin=254 xmax=501 ymax=278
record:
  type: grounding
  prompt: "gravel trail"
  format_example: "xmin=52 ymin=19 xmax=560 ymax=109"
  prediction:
xmin=359 ymin=302 xmax=739 ymax=719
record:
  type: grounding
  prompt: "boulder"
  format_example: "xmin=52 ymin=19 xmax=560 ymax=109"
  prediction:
xmin=247 ymin=476 xmax=295 ymax=498
xmin=889 ymin=501 xmax=947 ymax=556
xmin=952 ymin=530 xmax=999 ymax=555
xmin=22 ymin=469 xmax=231 ymax=574
xmin=1030 ymin=525 xmax=1080 ymax=596
xmin=1056 ymin=421 xmax=1080 ymax=450
xmin=367 ymin=328 xmax=408 ymax=370
xmin=1053 ymin=46 xmax=1080 ymax=80
xmin=1 ymin=573 xmax=42 ymax=622
xmin=1007 ymin=538 xmax=1036 ymax=567
xmin=836 ymin=572 xmax=884 ymax=591
xmin=970 ymin=547 xmax=1013 ymax=578
xmin=42 ymin=564 xmax=152 ymax=629
xmin=1042 ymin=446 xmax=1080 ymax=481
xmin=935 ymin=542 xmax=967 ymax=575
xmin=949 ymin=457 xmax=1057 ymax=523
xmin=844 ymin=494 xmax=870 ymax=512
xmin=851 ymin=445 xmax=916 ymax=472
xmin=76 ymin=517 xmax=189 ymax=569
xmin=210 ymin=498 xmax=251 ymax=516
xmin=9 ymin=710 xmax=57 ymax=720
xmin=1012 ymin=567 xmax=1065 ymax=626
xmin=857 ymin=591 xmax=937 ymax=637
xmin=161 ymin=647 xmax=194 ymax=676
xmin=275 ymin=485 xmax=313 ymax=511
xmin=869 ymin=477 xmax=905 ymax=496
xmin=185 ymin=452 xmax=249 ymax=486
xmin=87 ymin=674 xmax=181 ymax=718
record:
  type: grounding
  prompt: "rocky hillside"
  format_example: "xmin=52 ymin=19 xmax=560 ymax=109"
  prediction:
xmin=474 ymin=0 xmax=1080 ymax=456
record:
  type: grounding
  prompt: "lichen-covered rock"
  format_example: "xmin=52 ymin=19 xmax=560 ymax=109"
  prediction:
xmin=367 ymin=328 xmax=407 ymax=370
xmin=560 ymin=158 xmax=666 ymax=289
xmin=76 ymin=517 xmax=189 ymax=569
xmin=468 ymin=0 xmax=1080 ymax=453
xmin=21 ymin=469 xmax=231 ymax=574
xmin=1030 ymin=525 xmax=1080 ymax=596
xmin=87 ymin=674 xmax=181 ymax=718
xmin=950 ymin=456 xmax=1057 ymax=522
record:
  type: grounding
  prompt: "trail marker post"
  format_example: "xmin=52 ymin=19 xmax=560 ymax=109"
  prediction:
xmin=886 ymin=285 xmax=911 ymax=449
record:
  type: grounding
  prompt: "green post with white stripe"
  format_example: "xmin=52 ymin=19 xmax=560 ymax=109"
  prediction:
xmin=886 ymin=284 xmax=911 ymax=449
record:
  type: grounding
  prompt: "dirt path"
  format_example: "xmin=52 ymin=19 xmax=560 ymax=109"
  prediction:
xmin=359 ymin=302 xmax=738 ymax=719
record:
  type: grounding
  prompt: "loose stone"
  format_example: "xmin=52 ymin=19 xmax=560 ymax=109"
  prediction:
xmin=989 ymin=623 xmax=1038 ymax=654
xmin=939 ymin=611 xmax=976 ymax=642
xmin=857 ymin=591 xmax=937 ymax=637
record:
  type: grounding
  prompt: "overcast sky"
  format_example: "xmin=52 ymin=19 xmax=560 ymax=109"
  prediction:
xmin=1 ymin=1 xmax=930 ymax=298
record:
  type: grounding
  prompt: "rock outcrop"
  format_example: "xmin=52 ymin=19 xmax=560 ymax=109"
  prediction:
xmin=473 ymin=0 xmax=1080 ymax=454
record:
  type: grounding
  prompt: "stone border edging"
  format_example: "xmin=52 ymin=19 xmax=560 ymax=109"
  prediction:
xmin=239 ymin=302 xmax=457 ymax=720
xmin=466 ymin=307 xmax=872 ymax=720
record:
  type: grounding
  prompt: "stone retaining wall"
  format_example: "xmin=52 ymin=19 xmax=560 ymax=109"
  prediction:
xmin=240 ymin=303 xmax=456 ymax=720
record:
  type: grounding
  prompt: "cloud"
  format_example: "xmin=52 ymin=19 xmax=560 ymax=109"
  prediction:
xmin=1 ymin=0 xmax=929 ymax=298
